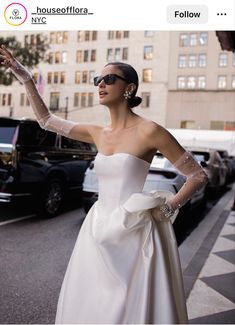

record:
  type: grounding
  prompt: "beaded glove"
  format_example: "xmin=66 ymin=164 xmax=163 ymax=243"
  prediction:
xmin=9 ymin=59 xmax=77 ymax=137
xmin=168 ymin=151 xmax=208 ymax=212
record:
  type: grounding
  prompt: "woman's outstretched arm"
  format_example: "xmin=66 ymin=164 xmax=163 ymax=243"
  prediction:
xmin=145 ymin=123 xmax=208 ymax=221
xmin=0 ymin=45 xmax=101 ymax=144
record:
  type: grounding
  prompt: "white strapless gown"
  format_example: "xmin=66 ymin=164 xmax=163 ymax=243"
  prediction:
xmin=55 ymin=153 xmax=188 ymax=324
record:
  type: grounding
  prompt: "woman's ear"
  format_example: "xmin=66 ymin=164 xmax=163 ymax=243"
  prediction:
xmin=128 ymin=83 xmax=136 ymax=93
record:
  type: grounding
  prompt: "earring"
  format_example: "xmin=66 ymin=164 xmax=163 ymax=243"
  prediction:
xmin=124 ymin=90 xmax=132 ymax=99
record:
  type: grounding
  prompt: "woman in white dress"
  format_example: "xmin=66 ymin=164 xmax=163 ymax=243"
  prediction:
xmin=0 ymin=45 xmax=208 ymax=324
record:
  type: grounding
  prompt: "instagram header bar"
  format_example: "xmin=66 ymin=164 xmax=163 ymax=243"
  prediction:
xmin=0 ymin=0 xmax=234 ymax=30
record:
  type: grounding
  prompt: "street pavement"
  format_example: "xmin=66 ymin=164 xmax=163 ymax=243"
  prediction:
xmin=180 ymin=185 xmax=235 ymax=323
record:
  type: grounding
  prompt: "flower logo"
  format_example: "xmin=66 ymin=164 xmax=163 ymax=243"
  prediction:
xmin=4 ymin=3 xmax=28 ymax=26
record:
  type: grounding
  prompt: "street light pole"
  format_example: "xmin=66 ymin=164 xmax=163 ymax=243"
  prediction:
xmin=65 ymin=96 xmax=69 ymax=120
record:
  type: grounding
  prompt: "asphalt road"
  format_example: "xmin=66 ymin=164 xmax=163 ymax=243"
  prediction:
xmin=0 ymin=187 xmax=230 ymax=324
xmin=0 ymin=202 xmax=85 ymax=324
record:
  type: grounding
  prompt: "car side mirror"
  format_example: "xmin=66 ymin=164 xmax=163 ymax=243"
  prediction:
xmin=200 ymin=161 xmax=207 ymax=168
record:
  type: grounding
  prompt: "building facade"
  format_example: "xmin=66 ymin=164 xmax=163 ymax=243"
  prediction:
xmin=0 ymin=30 xmax=234 ymax=130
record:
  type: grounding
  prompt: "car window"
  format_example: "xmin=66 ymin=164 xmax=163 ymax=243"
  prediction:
xmin=61 ymin=136 xmax=92 ymax=151
xmin=193 ymin=152 xmax=209 ymax=161
xmin=0 ymin=126 xmax=17 ymax=144
xmin=18 ymin=123 xmax=56 ymax=147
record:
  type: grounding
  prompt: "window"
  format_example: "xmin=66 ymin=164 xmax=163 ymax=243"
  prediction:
xmin=61 ymin=137 xmax=90 ymax=150
xmin=92 ymin=31 xmax=97 ymax=40
xmin=55 ymin=52 xmax=61 ymax=64
xmin=144 ymin=31 xmax=154 ymax=37
xmin=232 ymin=76 xmax=235 ymax=88
xmin=199 ymin=32 xmax=208 ymax=45
xmin=63 ymin=32 xmax=68 ymax=43
xmin=77 ymin=31 xmax=83 ymax=42
xmin=60 ymin=72 xmax=65 ymax=84
xmin=74 ymin=93 xmax=80 ymax=107
xmin=218 ymin=75 xmax=227 ymax=88
xmin=50 ymin=92 xmax=60 ymax=111
xmin=2 ymin=94 xmax=6 ymax=106
xmin=198 ymin=76 xmax=206 ymax=89
xmin=179 ymin=34 xmax=189 ymax=47
xmin=30 ymin=35 xmax=36 ymax=45
xmin=51 ymin=32 xmax=68 ymax=44
xmin=114 ymin=48 xmax=121 ymax=60
xmin=198 ymin=54 xmax=207 ymax=67
xmin=82 ymin=71 xmax=88 ymax=83
xmin=75 ymin=71 xmax=81 ymax=84
xmin=143 ymin=69 xmax=152 ymax=82
xmin=141 ymin=92 xmax=150 ymax=108
xmin=187 ymin=76 xmax=196 ymax=88
xmin=20 ymin=93 xmax=29 ymax=106
xmin=123 ymin=31 xmax=129 ymax=38
xmin=76 ymin=50 xmax=82 ymax=63
xmin=189 ymin=34 xmax=197 ymax=46
xmin=50 ymin=32 xmax=56 ymax=44
xmin=20 ymin=93 xmax=24 ymax=106
xmin=177 ymin=76 xmax=186 ymax=88
xmin=8 ymin=94 xmax=11 ymax=106
xmin=24 ymin=35 xmax=29 ymax=46
xmin=89 ymin=71 xmax=95 ymax=84
xmin=116 ymin=31 xmax=122 ymax=39
xmin=19 ymin=124 xmax=56 ymax=147
xmin=108 ymin=31 xmax=114 ymax=39
xmin=33 ymin=72 xmax=38 ymax=83
xmin=210 ymin=121 xmax=224 ymax=130
xmin=181 ymin=121 xmax=196 ymax=129
xmin=122 ymin=48 xmax=128 ymax=60
xmin=91 ymin=50 xmax=96 ymax=62
xmin=56 ymin=32 xmax=63 ymax=44
xmin=144 ymin=46 xmax=153 ymax=60
xmin=188 ymin=55 xmax=197 ymax=68
xmin=83 ymin=50 xmax=89 ymax=62
xmin=48 ymin=52 xmax=54 ymax=64
xmin=61 ymin=52 xmax=67 ymax=63
xmin=54 ymin=72 xmax=59 ymax=84
xmin=107 ymin=48 xmax=113 ymax=61
xmin=225 ymin=121 xmax=235 ymax=130
xmin=88 ymin=93 xmax=94 ymax=107
xmin=47 ymin=72 xmax=52 ymax=84
xmin=81 ymin=93 xmax=87 ymax=107
xmin=85 ymin=31 xmax=90 ymax=41
xmin=219 ymin=53 xmax=228 ymax=67
xmin=178 ymin=55 xmax=187 ymax=68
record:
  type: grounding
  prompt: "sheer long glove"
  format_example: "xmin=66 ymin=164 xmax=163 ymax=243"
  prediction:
xmin=0 ymin=46 xmax=77 ymax=137
xmin=168 ymin=151 xmax=208 ymax=211
xmin=151 ymin=151 xmax=208 ymax=221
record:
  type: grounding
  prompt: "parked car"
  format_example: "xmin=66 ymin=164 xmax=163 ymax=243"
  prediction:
xmin=0 ymin=117 xmax=96 ymax=217
xmin=82 ymin=151 xmax=206 ymax=213
xmin=187 ymin=147 xmax=227 ymax=193
xmin=217 ymin=149 xmax=235 ymax=183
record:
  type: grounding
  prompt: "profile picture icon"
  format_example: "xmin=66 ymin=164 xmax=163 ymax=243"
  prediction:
xmin=4 ymin=3 xmax=28 ymax=26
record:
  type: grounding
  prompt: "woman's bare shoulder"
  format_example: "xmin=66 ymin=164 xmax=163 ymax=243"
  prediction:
xmin=138 ymin=119 xmax=165 ymax=136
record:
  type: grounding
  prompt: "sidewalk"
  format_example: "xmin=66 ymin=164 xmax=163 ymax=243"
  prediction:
xmin=179 ymin=186 xmax=235 ymax=324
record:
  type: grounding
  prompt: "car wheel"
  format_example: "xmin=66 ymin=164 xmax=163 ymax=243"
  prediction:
xmin=40 ymin=178 xmax=64 ymax=217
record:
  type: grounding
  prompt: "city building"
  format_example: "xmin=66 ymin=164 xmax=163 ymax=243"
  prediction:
xmin=0 ymin=31 xmax=234 ymax=130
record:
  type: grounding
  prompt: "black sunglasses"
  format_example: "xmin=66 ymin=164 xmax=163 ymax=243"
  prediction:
xmin=93 ymin=74 xmax=128 ymax=86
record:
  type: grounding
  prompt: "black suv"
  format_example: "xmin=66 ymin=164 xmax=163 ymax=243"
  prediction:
xmin=0 ymin=117 xmax=96 ymax=217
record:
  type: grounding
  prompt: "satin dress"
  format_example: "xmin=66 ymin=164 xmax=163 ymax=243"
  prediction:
xmin=55 ymin=152 xmax=188 ymax=324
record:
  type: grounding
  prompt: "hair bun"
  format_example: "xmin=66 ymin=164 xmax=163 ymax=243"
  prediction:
xmin=128 ymin=96 xmax=142 ymax=108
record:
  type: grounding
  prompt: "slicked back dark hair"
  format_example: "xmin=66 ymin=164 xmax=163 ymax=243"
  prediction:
xmin=105 ymin=62 xmax=142 ymax=108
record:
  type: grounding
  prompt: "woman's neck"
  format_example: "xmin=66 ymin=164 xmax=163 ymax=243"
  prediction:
xmin=108 ymin=106 xmax=139 ymax=130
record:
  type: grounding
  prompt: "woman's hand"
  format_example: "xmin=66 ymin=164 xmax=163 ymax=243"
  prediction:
xmin=0 ymin=45 xmax=15 ymax=68
xmin=151 ymin=206 xmax=166 ymax=222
